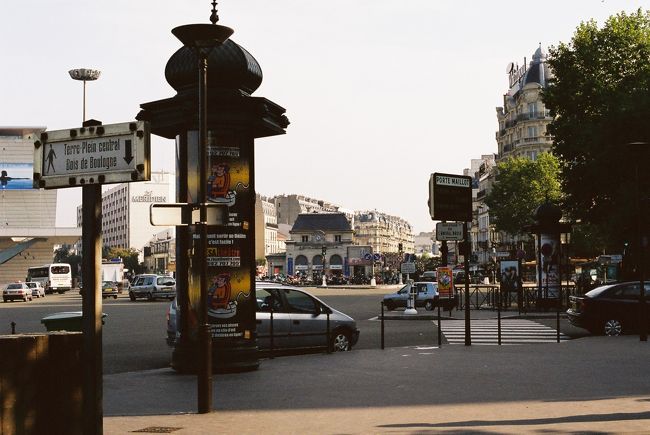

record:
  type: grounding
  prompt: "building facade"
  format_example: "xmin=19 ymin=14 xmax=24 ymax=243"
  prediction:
xmin=285 ymin=213 xmax=355 ymax=279
xmin=0 ymin=127 xmax=81 ymax=283
xmin=353 ymin=210 xmax=414 ymax=255
xmin=496 ymin=46 xmax=554 ymax=162
xmin=143 ymin=227 xmax=176 ymax=275
xmin=76 ymin=171 xmax=174 ymax=258
xmin=254 ymin=194 xmax=280 ymax=261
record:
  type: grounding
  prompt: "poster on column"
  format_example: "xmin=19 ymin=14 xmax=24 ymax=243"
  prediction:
xmin=539 ymin=233 xmax=560 ymax=298
xmin=203 ymin=138 xmax=255 ymax=341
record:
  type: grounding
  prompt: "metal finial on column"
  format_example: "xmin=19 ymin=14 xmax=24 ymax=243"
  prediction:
xmin=210 ymin=1 xmax=219 ymax=24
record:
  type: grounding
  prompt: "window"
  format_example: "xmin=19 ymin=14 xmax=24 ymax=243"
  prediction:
xmin=256 ymin=288 xmax=283 ymax=312
xmin=528 ymin=102 xmax=537 ymax=117
xmin=301 ymin=235 xmax=309 ymax=242
xmin=283 ymin=289 xmax=317 ymax=313
xmin=335 ymin=235 xmax=342 ymax=242
xmin=527 ymin=126 xmax=538 ymax=137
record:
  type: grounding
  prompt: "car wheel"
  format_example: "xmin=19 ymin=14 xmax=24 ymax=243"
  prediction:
xmin=604 ymin=319 xmax=622 ymax=336
xmin=113 ymin=295 xmax=118 ymax=299
xmin=129 ymin=292 xmax=136 ymax=302
xmin=147 ymin=292 xmax=154 ymax=301
xmin=424 ymin=300 xmax=435 ymax=311
xmin=3 ymin=298 xmax=7 ymax=303
xmin=330 ymin=330 xmax=351 ymax=352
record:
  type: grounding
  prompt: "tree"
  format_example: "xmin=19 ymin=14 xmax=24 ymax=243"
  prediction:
xmin=105 ymin=247 xmax=142 ymax=275
xmin=485 ymin=153 xmax=561 ymax=236
xmin=544 ymin=9 xmax=650 ymax=252
xmin=53 ymin=244 xmax=82 ymax=279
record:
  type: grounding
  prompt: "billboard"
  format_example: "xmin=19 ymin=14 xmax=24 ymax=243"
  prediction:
xmin=0 ymin=162 xmax=33 ymax=190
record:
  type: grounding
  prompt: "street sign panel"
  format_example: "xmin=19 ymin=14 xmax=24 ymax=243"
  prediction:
xmin=429 ymin=172 xmax=472 ymax=222
xmin=401 ymin=262 xmax=416 ymax=274
xmin=436 ymin=222 xmax=464 ymax=241
xmin=34 ymin=121 xmax=150 ymax=188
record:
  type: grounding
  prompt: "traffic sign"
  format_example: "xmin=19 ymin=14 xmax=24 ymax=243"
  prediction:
xmin=33 ymin=121 xmax=150 ymax=188
xmin=400 ymin=262 xmax=416 ymax=274
xmin=436 ymin=222 xmax=464 ymax=241
xmin=429 ymin=172 xmax=472 ymax=222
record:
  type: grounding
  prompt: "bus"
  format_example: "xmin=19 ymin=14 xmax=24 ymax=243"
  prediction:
xmin=26 ymin=263 xmax=73 ymax=294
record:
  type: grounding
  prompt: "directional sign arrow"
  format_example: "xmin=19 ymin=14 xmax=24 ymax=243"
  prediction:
xmin=123 ymin=139 xmax=133 ymax=164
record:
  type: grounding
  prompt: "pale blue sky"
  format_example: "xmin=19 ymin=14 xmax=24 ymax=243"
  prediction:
xmin=1 ymin=0 xmax=648 ymax=233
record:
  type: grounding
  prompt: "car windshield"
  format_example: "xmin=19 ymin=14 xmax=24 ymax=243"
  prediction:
xmin=585 ymin=284 xmax=618 ymax=298
xmin=7 ymin=284 xmax=23 ymax=289
xmin=157 ymin=277 xmax=175 ymax=285
xmin=26 ymin=283 xmax=36 ymax=288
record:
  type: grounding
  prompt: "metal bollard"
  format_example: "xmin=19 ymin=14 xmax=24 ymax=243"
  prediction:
xmin=380 ymin=301 xmax=385 ymax=350
xmin=437 ymin=303 xmax=441 ymax=347
xmin=497 ymin=289 xmax=502 ymax=345
xmin=11 ymin=321 xmax=16 ymax=334
xmin=557 ymin=287 xmax=561 ymax=343
xmin=270 ymin=295 xmax=274 ymax=359
xmin=326 ymin=310 xmax=331 ymax=354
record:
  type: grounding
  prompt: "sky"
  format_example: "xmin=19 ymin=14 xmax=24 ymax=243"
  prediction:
xmin=2 ymin=0 xmax=649 ymax=234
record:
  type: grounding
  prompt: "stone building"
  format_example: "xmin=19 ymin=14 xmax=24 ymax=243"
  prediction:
xmin=285 ymin=213 xmax=354 ymax=279
xmin=143 ymin=227 xmax=176 ymax=275
xmin=353 ymin=210 xmax=414 ymax=255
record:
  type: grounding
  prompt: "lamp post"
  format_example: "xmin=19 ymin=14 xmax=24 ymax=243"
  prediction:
xmin=171 ymin=4 xmax=234 ymax=414
xmin=68 ymin=68 xmax=101 ymax=122
xmin=69 ymin=67 xmax=102 ymax=435
xmin=628 ymin=141 xmax=648 ymax=342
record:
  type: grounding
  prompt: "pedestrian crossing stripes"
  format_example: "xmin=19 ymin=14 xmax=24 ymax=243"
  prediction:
xmin=436 ymin=319 xmax=570 ymax=345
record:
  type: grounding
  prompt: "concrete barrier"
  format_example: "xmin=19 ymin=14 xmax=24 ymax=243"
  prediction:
xmin=0 ymin=332 xmax=83 ymax=435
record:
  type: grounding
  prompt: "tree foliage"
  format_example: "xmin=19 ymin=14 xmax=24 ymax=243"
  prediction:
xmin=53 ymin=244 xmax=82 ymax=278
xmin=485 ymin=153 xmax=561 ymax=236
xmin=544 ymin=9 xmax=650 ymax=251
xmin=105 ymin=247 xmax=142 ymax=274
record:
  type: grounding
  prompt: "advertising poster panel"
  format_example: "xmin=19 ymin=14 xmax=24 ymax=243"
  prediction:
xmin=436 ymin=266 xmax=454 ymax=298
xmin=0 ymin=162 xmax=33 ymax=190
xmin=538 ymin=233 xmax=560 ymax=297
xmin=186 ymin=133 xmax=256 ymax=346
xmin=499 ymin=260 xmax=520 ymax=292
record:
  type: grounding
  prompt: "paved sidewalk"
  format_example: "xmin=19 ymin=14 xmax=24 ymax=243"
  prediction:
xmin=104 ymin=336 xmax=650 ymax=434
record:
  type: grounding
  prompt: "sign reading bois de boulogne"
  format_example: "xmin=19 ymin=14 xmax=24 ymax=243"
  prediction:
xmin=429 ymin=172 xmax=472 ymax=222
xmin=33 ymin=121 xmax=150 ymax=188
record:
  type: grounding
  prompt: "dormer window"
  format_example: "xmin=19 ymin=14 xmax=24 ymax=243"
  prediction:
xmin=301 ymin=235 xmax=309 ymax=242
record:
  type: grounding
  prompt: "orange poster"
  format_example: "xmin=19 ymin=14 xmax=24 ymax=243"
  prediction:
xmin=437 ymin=267 xmax=453 ymax=298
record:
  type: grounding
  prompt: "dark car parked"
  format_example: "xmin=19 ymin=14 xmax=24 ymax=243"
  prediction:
xmin=567 ymin=281 xmax=650 ymax=336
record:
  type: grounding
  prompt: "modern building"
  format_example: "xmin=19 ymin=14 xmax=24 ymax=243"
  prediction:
xmin=76 ymin=171 xmax=174 ymax=258
xmin=0 ymin=127 xmax=81 ymax=283
xmin=353 ymin=210 xmax=414 ymax=255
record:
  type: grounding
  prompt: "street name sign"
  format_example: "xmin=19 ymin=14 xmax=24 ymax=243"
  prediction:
xmin=33 ymin=121 xmax=150 ymax=188
xmin=429 ymin=172 xmax=472 ymax=222
xmin=436 ymin=222 xmax=464 ymax=241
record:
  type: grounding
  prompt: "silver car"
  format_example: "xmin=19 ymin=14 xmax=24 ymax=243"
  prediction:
xmin=166 ymin=283 xmax=359 ymax=352
xmin=129 ymin=274 xmax=176 ymax=301
xmin=26 ymin=282 xmax=46 ymax=298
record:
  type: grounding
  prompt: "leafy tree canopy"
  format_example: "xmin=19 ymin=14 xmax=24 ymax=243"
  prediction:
xmin=105 ymin=247 xmax=142 ymax=274
xmin=485 ymin=152 xmax=561 ymax=236
xmin=544 ymin=9 xmax=650 ymax=249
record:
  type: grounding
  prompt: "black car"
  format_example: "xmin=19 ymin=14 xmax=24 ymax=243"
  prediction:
xmin=567 ymin=281 xmax=650 ymax=336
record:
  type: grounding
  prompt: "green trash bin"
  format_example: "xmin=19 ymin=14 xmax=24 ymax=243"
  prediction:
xmin=41 ymin=311 xmax=107 ymax=332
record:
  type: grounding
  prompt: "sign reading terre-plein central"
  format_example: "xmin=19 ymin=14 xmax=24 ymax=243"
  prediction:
xmin=33 ymin=121 xmax=150 ymax=189
xmin=429 ymin=172 xmax=472 ymax=222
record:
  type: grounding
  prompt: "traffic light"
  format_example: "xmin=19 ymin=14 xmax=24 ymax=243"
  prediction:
xmin=398 ymin=243 xmax=403 ymax=252
xmin=321 ymin=246 xmax=327 ymax=257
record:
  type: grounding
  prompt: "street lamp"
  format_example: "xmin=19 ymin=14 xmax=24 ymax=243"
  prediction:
xmin=68 ymin=68 xmax=101 ymax=122
xmin=69 ymin=66 xmax=102 ymax=435
xmin=171 ymin=2 xmax=234 ymax=414
xmin=628 ymin=141 xmax=648 ymax=342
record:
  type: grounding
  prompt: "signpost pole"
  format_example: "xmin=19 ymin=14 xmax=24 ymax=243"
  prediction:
xmin=463 ymin=223 xmax=471 ymax=346
xmin=81 ymin=182 xmax=102 ymax=435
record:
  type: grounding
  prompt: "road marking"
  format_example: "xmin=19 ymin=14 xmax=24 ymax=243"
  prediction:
xmin=437 ymin=319 xmax=570 ymax=345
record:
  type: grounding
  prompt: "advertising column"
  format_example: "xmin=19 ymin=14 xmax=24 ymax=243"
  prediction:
xmin=185 ymin=131 xmax=257 ymax=368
